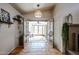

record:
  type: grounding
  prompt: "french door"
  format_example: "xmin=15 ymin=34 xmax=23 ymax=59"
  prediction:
xmin=29 ymin=21 xmax=47 ymax=36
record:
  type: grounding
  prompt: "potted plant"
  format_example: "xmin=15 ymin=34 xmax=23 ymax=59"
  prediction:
xmin=62 ymin=22 xmax=69 ymax=54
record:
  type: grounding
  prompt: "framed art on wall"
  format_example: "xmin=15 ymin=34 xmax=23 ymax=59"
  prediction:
xmin=0 ymin=8 xmax=13 ymax=28
xmin=0 ymin=8 xmax=10 ymax=23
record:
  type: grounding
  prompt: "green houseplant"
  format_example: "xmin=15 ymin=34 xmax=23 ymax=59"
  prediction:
xmin=62 ymin=23 xmax=69 ymax=54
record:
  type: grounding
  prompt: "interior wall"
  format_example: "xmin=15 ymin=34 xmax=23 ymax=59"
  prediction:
xmin=47 ymin=21 xmax=53 ymax=41
xmin=0 ymin=3 xmax=21 ymax=54
xmin=53 ymin=3 xmax=79 ymax=52
xmin=24 ymin=21 xmax=29 ymax=42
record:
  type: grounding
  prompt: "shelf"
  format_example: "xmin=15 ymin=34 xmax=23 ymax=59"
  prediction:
xmin=0 ymin=21 xmax=13 ymax=24
xmin=13 ymin=18 xmax=21 ymax=22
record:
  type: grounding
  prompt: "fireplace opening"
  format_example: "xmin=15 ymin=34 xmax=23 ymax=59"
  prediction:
xmin=72 ymin=33 xmax=76 ymax=51
xmin=77 ymin=34 xmax=79 ymax=51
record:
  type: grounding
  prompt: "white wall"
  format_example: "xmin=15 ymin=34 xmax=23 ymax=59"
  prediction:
xmin=53 ymin=3 xmax=79 ymax=52
xmin=47 ymin=21 xmax=53 ymax=41
xmin=0 ymin=3 xmax=21 ymax=54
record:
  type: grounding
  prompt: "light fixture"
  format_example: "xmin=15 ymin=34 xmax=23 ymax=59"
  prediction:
xmin=34 ymin=4 xmax=42 ymax=18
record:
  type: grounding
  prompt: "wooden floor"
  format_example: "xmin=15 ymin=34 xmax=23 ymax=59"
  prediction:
xmin=10 ymin=36 xmax=62 ymax=55
xmin=9 ymin=47 xmax=23 ymax=55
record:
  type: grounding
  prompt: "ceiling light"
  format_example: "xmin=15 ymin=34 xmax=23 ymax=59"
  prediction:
xmin=34 ymin=4 xmax=42 ymax=18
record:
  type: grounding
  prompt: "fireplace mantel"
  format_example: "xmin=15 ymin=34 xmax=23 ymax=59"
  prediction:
xmin=69 ymin=24 xmax=79 ymax=27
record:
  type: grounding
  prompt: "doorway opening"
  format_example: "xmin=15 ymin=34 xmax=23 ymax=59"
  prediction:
xmin=23 ymin=20 xmax=55 ymax=54
xmin=28 ymin=21 xmax=47 ymax=41
xmin=24 ymin=20 xmax=54 ymax=42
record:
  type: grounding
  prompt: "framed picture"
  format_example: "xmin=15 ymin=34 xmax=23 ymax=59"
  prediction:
xmin=0 ymin=8 xmax=10 ymax=23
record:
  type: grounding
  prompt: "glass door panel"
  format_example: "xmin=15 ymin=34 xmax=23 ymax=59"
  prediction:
xmin=29 ymin=21 xmax=47 ymax=36
xmin=39 ymin=25 xmax=42 ymax=34
xmin=34 ymin=25 xmax=38 ymax=34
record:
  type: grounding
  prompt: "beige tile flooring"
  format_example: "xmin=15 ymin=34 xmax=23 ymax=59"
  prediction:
xmin=18 ymin=36 xmax=62 ymax=55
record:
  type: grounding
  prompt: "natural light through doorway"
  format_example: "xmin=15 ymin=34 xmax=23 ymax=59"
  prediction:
xmin=29 ymin=21 xmax=47 ymax=36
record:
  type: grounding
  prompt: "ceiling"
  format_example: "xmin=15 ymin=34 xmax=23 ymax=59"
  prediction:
xmin=10 ymin=3 xmax=55 ymax=14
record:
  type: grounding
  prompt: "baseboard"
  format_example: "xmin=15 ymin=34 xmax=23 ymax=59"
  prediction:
xmin=8 ymin=46 xmax=24 ymax=55
xmin=8 ymin=47 xmax=17 ymax=55
xmin=53 ymin=45 xmax=62 ymax=52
